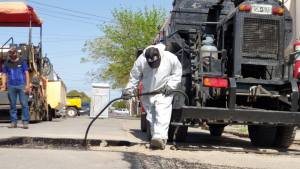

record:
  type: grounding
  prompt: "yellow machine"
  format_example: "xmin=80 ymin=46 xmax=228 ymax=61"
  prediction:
xmin=46 ymin=80 xmax=67 ymax=118
xmin=0 ymin=2 xmax=67 ymax=121
xmin=0 ymin=2 xmax=50 ymax=121
xmin=65 ymin=96 xmax=82 ymax=117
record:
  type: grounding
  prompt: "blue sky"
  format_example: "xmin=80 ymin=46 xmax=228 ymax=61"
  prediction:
xmin=0 ymin=0 xmax=173 ymax=99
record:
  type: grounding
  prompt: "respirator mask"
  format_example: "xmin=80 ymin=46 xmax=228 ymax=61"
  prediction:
xmin=145 ymin=47 xmax=161 ymax=68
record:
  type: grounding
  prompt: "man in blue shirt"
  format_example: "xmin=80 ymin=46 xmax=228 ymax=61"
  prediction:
xmin=0 ymin=47 xmax=30 ymax=129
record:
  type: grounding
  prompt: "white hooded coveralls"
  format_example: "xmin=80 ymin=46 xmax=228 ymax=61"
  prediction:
xmin=126 ymin=44 xmax=182 ymax=139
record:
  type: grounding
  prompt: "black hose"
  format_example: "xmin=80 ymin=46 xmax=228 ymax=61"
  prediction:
xmin=169 ymin=89 xmax=189 ymax=105
xmin=82 ymin=97 xmax=123 ymax=147
xmin=82 ymin=91 xmax=161 ymax=147
xmin=82 ymin=89 xmax=189 ymax=148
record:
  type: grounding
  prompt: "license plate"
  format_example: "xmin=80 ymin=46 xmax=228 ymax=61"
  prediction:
xmin=251 ymin=4 xmax=272 ymax=15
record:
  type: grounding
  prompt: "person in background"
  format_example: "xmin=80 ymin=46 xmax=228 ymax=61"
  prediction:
xmin=0 ymin=46 xmax=30 ymax=129
xmin=122 ymin=44 xmax=182 ymax=150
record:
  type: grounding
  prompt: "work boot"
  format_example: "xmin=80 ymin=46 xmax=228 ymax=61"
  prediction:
xmin=22 ymin=122 xmax=29 ymax=129
xmin=8 ymin=123 xmax=17 ymax=128
xmin=150 ymin=138 xmax=166 ymax=150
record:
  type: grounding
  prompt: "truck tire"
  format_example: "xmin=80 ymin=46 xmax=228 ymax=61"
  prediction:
xmin=66 ymin=107 xmax=78 ymax=118
xmin=209 ymin=124 xmax=225 ymax=137
xmin=47 ymin=107 xmax=54 ymax=121
xmin=48 ymin=111 xmax=53 ymax=121
xmin=42 ymin=112 xmax=47 ymax=121
xmin=140 ymin=113 xmax=147 ymax=132
xmin=168 ymin=125 xmax=188 ymax=142
xmin=248 ymin=125 xmax=277 ymax=147
xmin=274 ymin=126 xmax=297 ymax=148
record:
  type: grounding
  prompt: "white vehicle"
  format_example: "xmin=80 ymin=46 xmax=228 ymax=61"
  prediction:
xmin=113 ymin=109 xmax=129 ymax=114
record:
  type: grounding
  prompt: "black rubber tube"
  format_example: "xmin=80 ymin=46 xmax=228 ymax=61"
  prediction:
xmin=82 ymin=97 xmax=123 ymax=147
xmin=169 ymin=89 xmax=189 ymax=105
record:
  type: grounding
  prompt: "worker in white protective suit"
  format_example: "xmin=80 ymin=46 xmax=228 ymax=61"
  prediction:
xmin=122 ymin=44 xmax=182 ymax=150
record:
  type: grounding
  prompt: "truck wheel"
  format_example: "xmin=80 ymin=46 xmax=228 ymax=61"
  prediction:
xmin=66 ymin=107 xmax=78 ymax=118
xmin=48 ymin=112 xmax=53 ymax=121
xmin=209 ymin=124 xmax=225 ymax=137
xmin=42 ymin=112 xmax=48 ymax=121
xmin=47 ymin=108 xmax=54 ymax=121
xmin=168 ymin=125 xmax=188 ymax=142
xmin=248 ymin=125 xmax=277 ymax=147
xmin=274 ymin=126 xmax=297 ymax=148
xmin=140 ymin=113 xmax=147 ymax=132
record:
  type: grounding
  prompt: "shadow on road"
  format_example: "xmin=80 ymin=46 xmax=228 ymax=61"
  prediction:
xmin=129 ymin=129 xmax=149 ymax=142
xmin=175 ymin=131 xmax=261 ymax=153
xmin=174 ymin=131 xmax=300 ymax=154
xmin=185 ymin=131 xmax=251 ymax=146
xmin=129 ymin=129 xmax=300 ymax=154
xmin=130 ymin=128 xmax=252 ymax=147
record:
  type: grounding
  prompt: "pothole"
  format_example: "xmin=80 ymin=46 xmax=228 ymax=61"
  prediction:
xmin=1 ymin=137 xmax=299 ymax=156
xmin=0 ymin=137 xmax=133 ymax=150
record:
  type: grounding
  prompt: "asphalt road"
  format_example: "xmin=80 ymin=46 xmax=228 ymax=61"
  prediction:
xmin=0 ymin=148 xmax=257 ymax=169
xmin=0 ymin=115 xmax=299 ymax=169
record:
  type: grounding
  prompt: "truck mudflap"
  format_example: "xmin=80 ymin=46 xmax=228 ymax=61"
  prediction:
xmin=177 ymin=106 xmax=300 ymax=126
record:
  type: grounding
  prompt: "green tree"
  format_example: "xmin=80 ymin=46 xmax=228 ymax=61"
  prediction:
xmin=112 ymin=100 xmax=128 ymax=109
xmin=67 ymin=90 xmax=91 ymax=103
xmin=82 ymin=7 xmax=166 ymax=88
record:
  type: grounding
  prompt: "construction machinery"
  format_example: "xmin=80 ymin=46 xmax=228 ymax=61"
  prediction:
xmin=0 ymin=2 xmax=55 ymax=121
xmin=65 ymin=96 xmax=82 ymax=118
xmin=140 ymin=0 xmax=300 ymax=148
xmin=46 ymin=70 xmax=67 ymax=119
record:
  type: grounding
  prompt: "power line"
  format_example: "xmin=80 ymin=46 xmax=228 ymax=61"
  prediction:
xmin=35 ymin=6 xmax=109 ymax=23
xmin=43 ymin=41 xmax=86 ymax=44
xmin=0 ymin=34 xmax=100 ymax=45
xmin=38 ymin=11 xmax=100 ymax=26
xmin=28 ymin=0 xmax=112 ymax=20
xmin=44 ymin=33 xmax=101 ymax=38
xmin=0 ymin=31 xmax=100 ymax=39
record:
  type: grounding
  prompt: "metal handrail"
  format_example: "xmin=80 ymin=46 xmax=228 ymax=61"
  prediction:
xmin=1 ymin=37 xmax=14 ymax=49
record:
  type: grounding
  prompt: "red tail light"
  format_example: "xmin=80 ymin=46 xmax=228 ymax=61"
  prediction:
xmin=239 ymin=5 xmax=252 ymax=12
xmin=272 ymin=7 xmax=284 ymax=16
xmin=203 ymin=77 xmax=228 ymax=88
